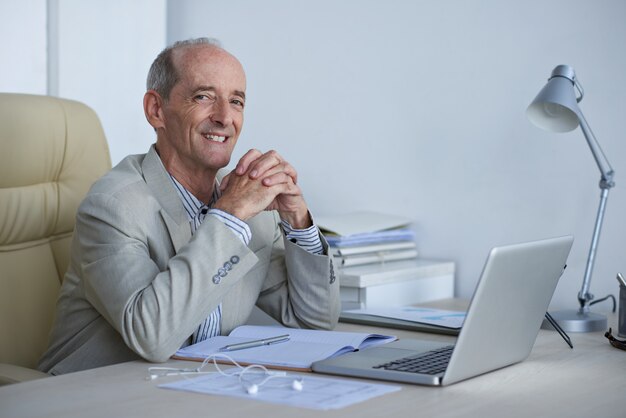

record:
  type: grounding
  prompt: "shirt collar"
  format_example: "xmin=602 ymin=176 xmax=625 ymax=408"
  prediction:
xmin=168 ymin=174 xmax=221 ymax=222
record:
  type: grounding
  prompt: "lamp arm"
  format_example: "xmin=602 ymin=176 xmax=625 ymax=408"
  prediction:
xmin=578 ymin=187 xmax=610 ymax=309
xmin=577 ymin=112 xmax=615 ymax=188
xmin=575 ymin=111 xmax=615 ymax=309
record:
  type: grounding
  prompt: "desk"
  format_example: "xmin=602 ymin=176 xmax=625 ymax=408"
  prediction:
xmin=1 ymin=301 xmax=624 ymax=418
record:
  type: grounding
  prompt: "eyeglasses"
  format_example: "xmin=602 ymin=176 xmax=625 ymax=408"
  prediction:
xmin=604 ymin=328 xmax=626 ymax=351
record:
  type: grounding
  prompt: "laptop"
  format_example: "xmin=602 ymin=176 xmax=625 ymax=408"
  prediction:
xmin=312 ymin=236 xmax=573 ymax=386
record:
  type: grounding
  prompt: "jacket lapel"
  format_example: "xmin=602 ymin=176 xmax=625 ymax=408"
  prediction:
xmin=141 ymin=145 xmax=191 ymax=252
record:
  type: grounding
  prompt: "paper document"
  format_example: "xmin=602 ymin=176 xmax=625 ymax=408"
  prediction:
xmin=338 ymin=249 xmax=419 ymax=267
xmin=174 ymin=325 xmax=396 ymax=370
xmin=159 ymin=370 xmax=401 ymax=410
xmin=317 ymin=211 xmax=412 ymax=236
xmin=332 ymin=241 xmax=417 ymax=257
xmin=325 ymin=228 xmax=415 ymax=248
xmin=345 ymin=307 xmax=466 ymax=329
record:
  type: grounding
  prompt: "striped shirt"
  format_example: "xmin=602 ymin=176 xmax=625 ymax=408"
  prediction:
xmin=168 ymin=174 xmax=323 ymax=343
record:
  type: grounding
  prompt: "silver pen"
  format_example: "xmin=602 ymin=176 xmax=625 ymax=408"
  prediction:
xmin=219 ymin=334 xmax=290 ymax=352
xmin=617 ymin=273 xmax=626 ymax=288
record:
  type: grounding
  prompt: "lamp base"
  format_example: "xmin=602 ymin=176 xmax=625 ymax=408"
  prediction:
xmin=541 ymin=309 xmax=607 ymax=333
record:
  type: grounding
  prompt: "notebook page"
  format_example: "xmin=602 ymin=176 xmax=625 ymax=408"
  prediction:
xmin=230 ymin=325 xmax=395 ymax=349
xmin=174 ymin=325 xmax=396 ymax=369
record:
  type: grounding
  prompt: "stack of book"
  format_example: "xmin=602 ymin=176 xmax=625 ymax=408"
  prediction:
xmin=327 ymin=232 xmax=418 ymax=267
xmin=317 ymin=211 xmax=418 ymax=268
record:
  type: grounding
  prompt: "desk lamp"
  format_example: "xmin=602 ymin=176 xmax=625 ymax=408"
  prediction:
xmin=527 ymin=64 xmax=615 ymax=332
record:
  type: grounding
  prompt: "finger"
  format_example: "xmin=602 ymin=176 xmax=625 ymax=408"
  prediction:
xmin=266 ymin=175 xmax=302 ymax=197
xmin=262 ymin=171 xmax=292 ymax=187
xmin=247 ymin=150 xmax=284 ymax=179
xmin=219 ymin=171 xmax=232 ymax=192
xmin=257 ymin=161 xmax=298 ymax=186
xmin=235 ymin=149 xmax=263 ymax=175
xmin=258 ymin=165 xmax=298 ymax=189
xmin=283 ymin=181 xmax=302 ymax=197
xmin=282 ymin=162 xmax=298 ymax=185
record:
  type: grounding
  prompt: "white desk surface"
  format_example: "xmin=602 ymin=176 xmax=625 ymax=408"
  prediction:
xmin=1 ymin=300 xmax=625 ymax=418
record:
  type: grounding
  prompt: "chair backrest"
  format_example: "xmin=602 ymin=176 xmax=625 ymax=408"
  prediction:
xmin=0 ymin=93 xmax=111 ymax=368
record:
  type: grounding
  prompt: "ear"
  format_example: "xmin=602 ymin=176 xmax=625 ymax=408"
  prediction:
xmin=144 ymin=90 xmax=166 ymax=130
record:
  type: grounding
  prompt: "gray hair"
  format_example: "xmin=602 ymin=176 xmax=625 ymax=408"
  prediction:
xmin=146 ymin=37 xmax=222 ymax=101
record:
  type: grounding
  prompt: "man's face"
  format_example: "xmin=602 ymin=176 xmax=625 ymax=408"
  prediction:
xmin=158 ymin=45 xmax=246 ymax=177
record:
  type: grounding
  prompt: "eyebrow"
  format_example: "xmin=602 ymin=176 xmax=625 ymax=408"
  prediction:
xmin=193 ymin=85 xmax=246 ymax=100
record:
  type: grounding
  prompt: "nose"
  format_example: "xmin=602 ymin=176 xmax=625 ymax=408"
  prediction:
xmin=209 ymin=98 xmax=232 ymax=128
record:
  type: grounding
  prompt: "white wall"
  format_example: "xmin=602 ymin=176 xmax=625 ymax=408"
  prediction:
xmin=168 ymin=0 xmax=626 ymax=312
xmin=52 ymin=0 xmax=167 ymax=164
xmin=0 ymin=0 xmax=47 ymax=94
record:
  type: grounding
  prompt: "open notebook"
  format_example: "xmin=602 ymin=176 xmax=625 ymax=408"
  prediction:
xmin=174 ymin=325 xmax=396 ymax=371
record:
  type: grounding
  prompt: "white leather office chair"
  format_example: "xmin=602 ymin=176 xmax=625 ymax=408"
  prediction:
xmin=0 ymin=93 xmax=111 ymax=385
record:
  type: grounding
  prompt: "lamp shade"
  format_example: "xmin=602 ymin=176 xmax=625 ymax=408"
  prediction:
xmin=526 ymin=65 xmax=581 ymax=133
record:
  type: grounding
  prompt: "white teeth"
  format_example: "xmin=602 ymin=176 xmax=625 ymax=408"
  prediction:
xmin=205 ymin=134 xmax=226 ymax=143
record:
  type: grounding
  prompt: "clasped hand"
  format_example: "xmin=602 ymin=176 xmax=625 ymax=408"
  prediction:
xmin=215 ymin=149 xmax=311 ymax=229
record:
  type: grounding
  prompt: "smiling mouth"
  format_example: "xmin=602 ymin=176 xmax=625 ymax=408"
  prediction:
xmin=203 ymin=133 xmax=227 ymax=143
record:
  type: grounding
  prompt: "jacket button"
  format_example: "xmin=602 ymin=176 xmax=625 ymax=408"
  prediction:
xmin=212 ymin=274 xmax=221 ymax=284
xmin=224 ymin=261 xmax=233 ymax=271
xmin=218 ymin=267 xmax=227 ymax=277
xmin=230 ymin=255 xmax=240 ymax=264
xmin=329 ymin=260 xmax=336 ymax=284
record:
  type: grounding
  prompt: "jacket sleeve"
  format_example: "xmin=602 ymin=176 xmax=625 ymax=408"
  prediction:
xmin=76 ymin=192 xmax=259 ymax=362
xmin=254 ymin=211 xmax=341 ymax=330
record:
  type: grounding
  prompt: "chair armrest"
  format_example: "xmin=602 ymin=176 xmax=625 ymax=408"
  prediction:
xmin=0 ymin=363 xmax=51 ymax=386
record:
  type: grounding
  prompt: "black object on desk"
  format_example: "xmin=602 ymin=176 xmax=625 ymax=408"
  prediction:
xmin=544 ymin=312 xmax=573 ymax=349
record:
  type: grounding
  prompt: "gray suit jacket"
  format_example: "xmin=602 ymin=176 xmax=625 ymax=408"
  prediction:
xmin=38 ymin=146 xmax=340 ymax=375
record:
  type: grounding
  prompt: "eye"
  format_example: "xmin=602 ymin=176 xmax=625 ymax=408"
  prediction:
xmin=231 ymin=99 xmax=245 ymax=109
xmin=194 ymin=93 xmax=216 ymax=103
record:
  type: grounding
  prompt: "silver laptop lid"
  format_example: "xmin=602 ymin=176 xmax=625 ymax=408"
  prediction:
xmin=442 ymin=235 xmax=573 ymax=385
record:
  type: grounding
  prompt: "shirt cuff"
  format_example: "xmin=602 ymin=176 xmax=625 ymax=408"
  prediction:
xmin=281 ymin=220 xmax=324 ymax=255
xmin=208 ymin=209 xmax=252 ymax=246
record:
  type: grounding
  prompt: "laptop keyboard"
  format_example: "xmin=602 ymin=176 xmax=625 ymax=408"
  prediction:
xmin=373 ymin=345 xmax=455 ymax=375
